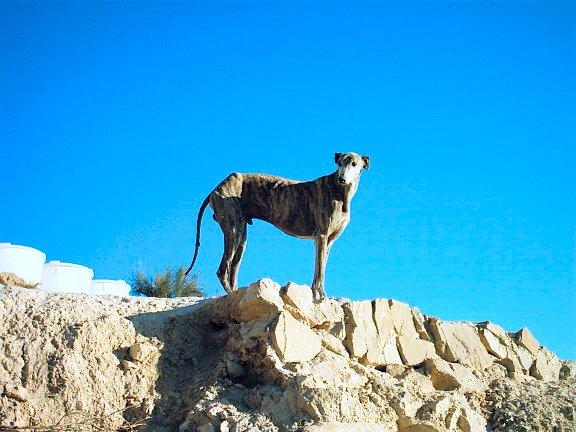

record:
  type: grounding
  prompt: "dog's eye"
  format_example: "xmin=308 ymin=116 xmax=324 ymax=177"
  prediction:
xmin=352 ymin=162 xmax=357 ymax=167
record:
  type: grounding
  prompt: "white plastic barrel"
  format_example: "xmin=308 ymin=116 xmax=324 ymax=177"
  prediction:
xmin=0 ymin=243 xmax=46 ymax=285
xmin=41 ymin=261 xmax=94 ymax=294
xmin=90 ymin=279 xmax=131 ymax=296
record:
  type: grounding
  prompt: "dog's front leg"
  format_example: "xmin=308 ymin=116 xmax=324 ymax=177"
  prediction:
xmin=311 ymin=235 xmax=329 ymax=301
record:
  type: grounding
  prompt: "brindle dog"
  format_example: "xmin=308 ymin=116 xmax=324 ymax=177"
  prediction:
xmin=185 ymin=152 xmax=370 ymax=300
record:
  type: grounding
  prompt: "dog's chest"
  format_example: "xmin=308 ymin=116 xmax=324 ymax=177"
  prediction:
xmin=326 ymin=201 xmax=350 ymax=233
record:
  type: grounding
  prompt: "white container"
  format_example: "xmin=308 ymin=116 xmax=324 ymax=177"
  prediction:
xmin=41 ymin=261 xmax=94 ymax=294
xmin=0 ymin=243 xmax=46 ymax=285
xmin=90 ymin=279 xmax=131 ymax=296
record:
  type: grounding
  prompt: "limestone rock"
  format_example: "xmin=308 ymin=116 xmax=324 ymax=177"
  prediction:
xmin=225 ymin=358 xmax=247 ymax=378
xmin=498 ymin=344 xmax=535 ymax=378
xmin=271 ymin=311 xmax=321 ymax=363
xmin=321 ymin=332 xmax=349 ymax=358
xmin=400 ymin=394 xmax=487 ymax=432
xmin=457 ymin=407 xmax=488 ymax=432
xmin=129 ymin=339 xmax=158 ymax=363
xmin=385 ymin=364 xmax=409 ymax=378
xmin=424 ymin=358 xmax=482 ymax=392
xmin=0 ymin=279 xmax=568 ymax=432
xmin=560 ymin=361 xmax=576 ymax=380
xmin=530 ymin=348 xmax=561 ymax=381
xmin=388 ymin=299 xmax=421 ymax=339
xmin=478 ymin=322 xmax=509 ymax=360
xmin=236 ymin=278 xmax=283 ymax=322
xmin=281 ymin=282 xmax=317 ymax=325
xmin=381 ymin=336 xmax=404 ymax=366
xmin=281 ymin=282 xmax=313 ymax=312
xmin=512 ymin=344 xmax=535 ymax=371
xmin=302 ymin=423 xmax=389 ymax=431
xmin=343 ymin=301 xmax=380 ymax=362
xmin=397 ymin=336 xmax=436 ymax=366
xmin=514 ymin=327 xmax=540 ymax=356
xmin=373 ymin=299 xmax=404 ymax=365
xmin=0 ymin=272 xmax=38 ymax=289
xmin=427 ymin=319 xmax=494 ymax=370
xmin=373 ymin=298 xmax=395 ymax=340
xmin=311 ymin=299 xmax=346 ymax=330
xmin=412 ymin=308 xmax=432 ymax=342
xmin=3 ymin=383 xmax=28 ymax=402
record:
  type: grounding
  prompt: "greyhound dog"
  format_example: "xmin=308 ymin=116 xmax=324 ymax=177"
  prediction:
xmin=185 ymin=152 xmax=370 ymax=300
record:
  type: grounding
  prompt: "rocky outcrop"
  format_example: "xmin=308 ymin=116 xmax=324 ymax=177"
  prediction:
xmin=1 ymin=278 xmax=574 ymax=432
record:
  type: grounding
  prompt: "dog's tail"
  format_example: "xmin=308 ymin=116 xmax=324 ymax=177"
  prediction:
xmin=185 ymin=193 xmax=211 ymax=276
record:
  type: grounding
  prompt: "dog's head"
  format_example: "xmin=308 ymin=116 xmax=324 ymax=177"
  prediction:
xmin=334 ymin=152 xmax=370 ymax=185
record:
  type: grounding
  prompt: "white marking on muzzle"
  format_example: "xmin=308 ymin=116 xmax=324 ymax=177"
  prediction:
xmin=339 ymin=165 xmax=360 ymax=184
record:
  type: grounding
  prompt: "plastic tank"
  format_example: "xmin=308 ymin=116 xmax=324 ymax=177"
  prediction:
xmin=90 ymin=279 xmax=131 ymax=296
xmin=0 ymin=243 xmax=46 ymax=285
xmin=41 ymin=261 xmax=94 ymax=294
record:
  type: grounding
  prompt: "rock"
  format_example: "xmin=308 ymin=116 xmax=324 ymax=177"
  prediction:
xmin=514 ymin=327 xmax=540 ymax=356
xmin=343 ymin=301 xmax=380 ymax=362
xmin=271 ymin=311 xmax=321 ymax=363
xmin=408 ymin=395 xmax=460 ymax=430
xmin=373 ymin=299 xmax=404 ymax=365
xmin=478 ymin=322 xmax=509 ymax=359
xmin=427 ymin=319 xmax=494 ymax=370
xmin=388 ymin=299 xmax=421 ymax=339
xmin=281 ymin=282 xmax=317 ymax=325
xmin=403 ymin=394 xmax=487 ymax=432
xmin=236 ymin=278 xmax=283 ymax=322
xmin=497 ymin=344 xmax=536 ymax=378
xmin=179 ymin=420 xmax=193 ymax=432
xmin=121 ymin=359 xmax=137 ymax=371
xmin=401 ymin=368 xmax=437 ymax=395
xmin=512 ymin=344 xmax=535 ymax=371
xmin=560 ymin=361 xmax=576 ymax=380
xmin=411 ymin=308 xmax=432 ymax=342
xmin=496 ymin=342 xmax=535 ymax=379
xmin=225 ymin=358 xmax=247 ymax=378
xmin=530 ymin=348 xmax=562 ymax=381
xmin=385 ymin=364 xmax=409 ymax=377
xmin=206 ymin=405 xmax=224 ymax=420
xmin=321 ymin=332 xmax=349 ymax=358
xmin=302 ymin=423 xmax=389 ymax=431
xmin=373 ymin=299 xmax=395 ymax=339
xmin=380 ymin=337 xmax=404 ymax=366
xmin=424 ymin=358 xmax=482 ymax=392
xmin=197 ymin=424 xmax=214 ymax=432
xmin=0 ymin=279 xmax=568 ymax=431
xmin=281 ymin=282 xmax=313 ymax=312
xmin=310 ymin=299 xmax=346 ymax=331
xmin=3 ymin=383 xmax=28 ymax=402
xmin=397 ymin=336 xmax=436 ymax=366
xmin=457 ymin=407 xmax=488 ymax=432
xmin=129 ymin=339 xmax=158 ymax=363
xmin=0 ymin=272 xmax=38 ymax=289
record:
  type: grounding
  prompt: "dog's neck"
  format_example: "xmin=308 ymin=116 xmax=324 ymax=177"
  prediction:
xmin=329 ymin=171 xmax=360 ymax=213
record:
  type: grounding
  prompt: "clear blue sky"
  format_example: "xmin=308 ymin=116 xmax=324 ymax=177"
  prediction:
xmin=1 ymin=2 xmax=574 ymax=359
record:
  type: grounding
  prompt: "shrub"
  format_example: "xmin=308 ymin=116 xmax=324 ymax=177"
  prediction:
xmin=132 ymin=267 xmax=203 ymax=298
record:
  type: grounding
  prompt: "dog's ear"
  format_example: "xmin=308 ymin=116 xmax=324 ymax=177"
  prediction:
xmin=361 ymin=155 xmax=370 ymax=170
xmin=334 ymin=153 xmax=343 ymax=165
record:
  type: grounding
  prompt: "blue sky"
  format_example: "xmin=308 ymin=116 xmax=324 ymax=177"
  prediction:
xmin=1 ymin=1 xmax=574 ymax=359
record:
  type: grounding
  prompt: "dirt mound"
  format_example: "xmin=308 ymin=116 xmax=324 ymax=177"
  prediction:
xmin=1 ymin=279 xmax=574 ymax=431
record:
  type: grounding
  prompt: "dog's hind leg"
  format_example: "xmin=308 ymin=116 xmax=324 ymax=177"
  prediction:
xmin=229 ymin=223 xmax=247 ymax=291
xmin=216 ymin=225 xmax=235 ymax=293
